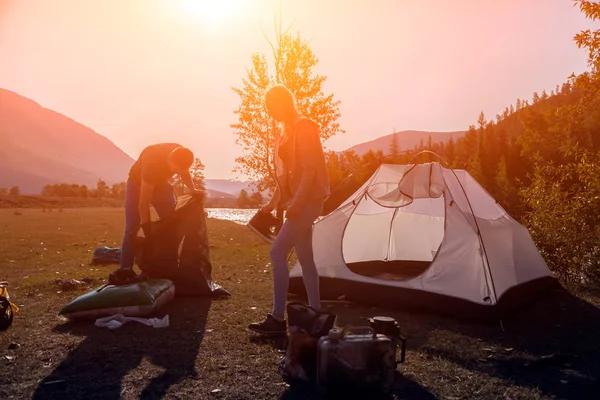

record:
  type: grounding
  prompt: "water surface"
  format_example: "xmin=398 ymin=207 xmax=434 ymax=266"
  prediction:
xmin=205 ymin=208 xmax=257 ymax=225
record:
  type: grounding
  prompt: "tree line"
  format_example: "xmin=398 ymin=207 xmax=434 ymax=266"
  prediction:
xmin=0 ymin=187 xmax=21 ymax=197
xmin=40 ymin=181 xmax=126 ymax=198
xmin=237 ymin=189 xmax=263 ymax=208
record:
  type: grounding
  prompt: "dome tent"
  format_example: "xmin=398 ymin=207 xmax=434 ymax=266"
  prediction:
xmin=289 ymin=162 xmax=558 ymax=318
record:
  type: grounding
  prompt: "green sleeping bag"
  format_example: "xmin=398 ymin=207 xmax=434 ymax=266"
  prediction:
xmin=59 ymin=279 xmax=175 ymax=320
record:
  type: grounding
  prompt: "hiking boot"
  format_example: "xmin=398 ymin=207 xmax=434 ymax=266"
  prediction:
xmin=247 ymin=210 xmax=282 ymax=243
xmin=108 ymin=269 xmax=148 ymax=286
xmin=248 ymin=314 xmax=287 ymax=336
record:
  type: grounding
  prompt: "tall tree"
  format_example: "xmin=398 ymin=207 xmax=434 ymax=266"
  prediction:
xmin=575 ymin=0 xmax=600 ymax=70
xmin=110 ymin=182 xmax=126 ymax=199
xmin=388 ymin=132 xmax=400 ymax=159
xmin=231 ymin=10 xmax=343 ymax=192
xmin=172 ymin=157 xmax=206 ymax=197
xmin=190 ymin=158 xmax=206 ymax=192
xmin=8 ymin=186 xmax=20 ymax=196
xmin=94 ymin=180 xmax=109 ymax=198
xmin=237 ymin=189 xmax=250 ymax=208
xmin=250 ymin=191 xmax=264 ymax=207
xmin=79 ymin=185 xmax=89 ymax=198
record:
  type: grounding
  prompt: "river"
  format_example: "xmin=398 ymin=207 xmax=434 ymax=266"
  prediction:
xmin=205 ymin=208 xmax=257 ymax=225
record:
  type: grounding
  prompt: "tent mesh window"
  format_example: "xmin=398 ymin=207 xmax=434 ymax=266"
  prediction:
xmin=342 ymin=186 xmax=445 ymax=281
xmin=342 ymin=164 xmax=447 ymax=281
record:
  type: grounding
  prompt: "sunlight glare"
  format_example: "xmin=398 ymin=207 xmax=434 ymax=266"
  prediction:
xmin=178 ymin=0 xmax=238 ymax=26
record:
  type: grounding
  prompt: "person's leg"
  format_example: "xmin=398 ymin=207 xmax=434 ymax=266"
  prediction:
xmin=271 ymin=198 xmax=324 ymax=317
xmin=293 ymin=199 xmax=324 ymax=311
xmin=152 ymin=183 xmax=177 ymax=219
xmin=270 ymin=218 xmax=312 ymax=318
xmin=248 ymin=200 xmax=320 ymax=334
xmin=119 ymin=179 xmax=141 ymax=270
xmin=247 ymin=220 xmax=305 ymax=335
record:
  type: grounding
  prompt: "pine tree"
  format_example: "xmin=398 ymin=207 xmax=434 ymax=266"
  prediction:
xmin=8 ymin=186 xmax=20 ymax=196
xmin=388 ymin=132 xmax=400 ymax=159
xmin=237 ymin=189 xmax=250 ymax=208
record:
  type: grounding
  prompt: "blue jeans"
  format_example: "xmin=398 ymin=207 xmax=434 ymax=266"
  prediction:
xmin=119 ymin=178 xmax=176 ymax=270
xmin=270 ymin=198 xmax=323 ymax=316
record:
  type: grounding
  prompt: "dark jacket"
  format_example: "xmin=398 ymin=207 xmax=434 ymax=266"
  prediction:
xmin=277 ymin=117 xmax=330 ymax=208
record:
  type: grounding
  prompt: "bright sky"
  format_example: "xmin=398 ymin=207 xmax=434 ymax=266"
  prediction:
xmin=0 ymin=0 xmax=595 ymax=179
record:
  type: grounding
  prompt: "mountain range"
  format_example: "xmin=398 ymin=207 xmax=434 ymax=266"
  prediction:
xmin=1 ymin=89 xmax=464 ymax=195
xmin=0 ymin=89 xmax=134 ymax=194
xmin=347 ymin=130 xmax=465 ymax=156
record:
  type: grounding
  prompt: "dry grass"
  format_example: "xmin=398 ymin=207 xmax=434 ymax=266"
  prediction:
xmin=0 ymin=208 xmax=599 ymax=399
xmin=0 ymin=195 xmax=124 ymax=209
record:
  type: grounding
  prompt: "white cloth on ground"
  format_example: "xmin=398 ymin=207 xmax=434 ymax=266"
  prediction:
xmin=95 ymin=314 xmax=169 ymax=329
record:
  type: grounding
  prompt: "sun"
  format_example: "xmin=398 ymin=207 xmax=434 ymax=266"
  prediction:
xmin=178 ymin=0 xmax=238 ymax=26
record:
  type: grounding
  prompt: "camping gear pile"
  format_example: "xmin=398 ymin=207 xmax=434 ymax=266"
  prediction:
xmin=316 ymin=319 xmax=406 ymax=397
xmin=289 ymin=162 xmax=558 ymax=318
xmin=279 ymin=303 xmax=337 ymax=383
xmin=279 ymin=303 xmax=407 ymax=397
xmin=60 ymin=195 xmax=228 ymax=321
xmin=135 ymin=195 xmax=229 ymax=297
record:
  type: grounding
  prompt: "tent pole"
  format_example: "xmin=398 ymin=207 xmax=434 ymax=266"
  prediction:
xmin=385 ymin=207 xmax=399 ymax=262
xmin=448 ymin=168 xmax=499 ymax=305
xmin=408 ymin=150 xmax=450 ymax=167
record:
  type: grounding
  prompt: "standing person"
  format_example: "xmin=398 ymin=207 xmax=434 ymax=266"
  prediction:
xmin=248 ymin=85 xmax=330 ymax=335
xmin=109 ymin=143 xmax=202 ymax=285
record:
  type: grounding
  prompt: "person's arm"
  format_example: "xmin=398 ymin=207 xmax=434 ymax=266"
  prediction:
xmin=262 ymin=186 xmax=281 ymax=213
xmin=180 ymin=170 xmax=196 ymax=192
xmin=139 ymin=180 xmax=154 ymax=234
xmin=179 ymin=170 xmax=204 ymax=198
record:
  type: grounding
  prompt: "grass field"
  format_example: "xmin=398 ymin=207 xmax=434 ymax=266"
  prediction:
xmin=0 ymin=208 xmax=599 ymax=399
xmin=0 ymin=195 xmax=240 ymax=210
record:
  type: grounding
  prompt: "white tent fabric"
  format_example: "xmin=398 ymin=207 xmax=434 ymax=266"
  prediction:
xmin=290 ymin=162 xmax=553 ymax=306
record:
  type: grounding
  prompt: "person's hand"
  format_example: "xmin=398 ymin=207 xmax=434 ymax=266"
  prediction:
xmin=140 ymin=222 xmax=152 ymax=238
xmin=285 ymin=203 xmax=301 ymax=220
xmin=190 ymin=189 xmax=204 ymax=198
xmin=260 ymin=202 xmax=276 ymax=214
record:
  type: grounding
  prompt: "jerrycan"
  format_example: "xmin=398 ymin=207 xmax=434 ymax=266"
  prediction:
xmin=316 ymin=324 xmax=406 ymax=396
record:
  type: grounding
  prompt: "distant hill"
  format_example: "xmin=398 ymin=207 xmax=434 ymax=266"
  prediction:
xmin=347 ymin=130 xmax=466 ymax=156
xmin=205 ymin=188 xmax=235 ymax=199
xmin=204 ymin=179 xmax=257 ymax=196
xmin=0 ymin=88 xmax=135 ymax=194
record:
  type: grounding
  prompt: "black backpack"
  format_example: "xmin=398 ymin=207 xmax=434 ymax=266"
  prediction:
xmin=136 ymin=195 xmax=230 ymax=297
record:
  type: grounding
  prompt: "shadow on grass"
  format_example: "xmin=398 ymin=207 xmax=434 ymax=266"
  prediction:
xmin=321 ymin=288 xmax=600 ymax=400
xmin=249 ymin=333 xmax=288 ymax=351
xmin=431 ymin=288 xmax=600 ymax=399
xmin=32 ymin=297 xmax=212 ymax=400
xmin=278 ymin=370 xmax=438 ymax=400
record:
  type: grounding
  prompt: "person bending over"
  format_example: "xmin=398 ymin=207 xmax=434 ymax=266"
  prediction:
xmin=109 ymin=143 xmax=202 ymax=284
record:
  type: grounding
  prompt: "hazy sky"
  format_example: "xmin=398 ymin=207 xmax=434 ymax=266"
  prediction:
xmin=0 ymin=0 xmax=595 ymax=179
